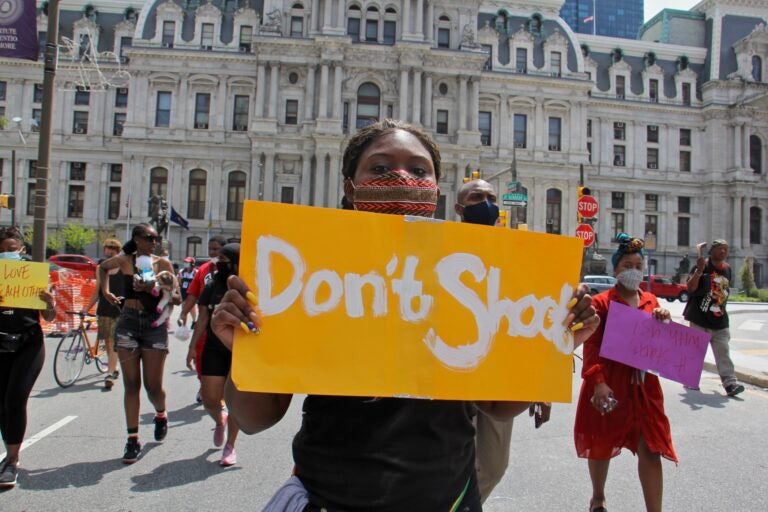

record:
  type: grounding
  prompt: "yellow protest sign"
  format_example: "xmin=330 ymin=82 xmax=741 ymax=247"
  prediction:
xmin=233 ymin=201 xmax=583 ymax=402
xmin=0 ymin=260 xmax=49 ymax=309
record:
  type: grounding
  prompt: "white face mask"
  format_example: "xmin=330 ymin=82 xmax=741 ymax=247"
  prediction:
xmin=616 ymin=268 xmax=644 ymax=291
xmin=0 ymin=250 xmax=23 ymax=260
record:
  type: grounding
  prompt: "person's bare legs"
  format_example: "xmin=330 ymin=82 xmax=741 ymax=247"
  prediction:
xmin=588 ymin=458 xmax=610 ymax=510
xmin=637 ymin=438 xmax=663 ymax=512
xmin=119 ymin=348 xmax=142 ymax=432
xmin=201 ymin=375 xmax=227 ymax=426
xmin=140 ymin=350 xmax=168 ymax=413
xmin=106 ymin=335 xmax=119 ymax=375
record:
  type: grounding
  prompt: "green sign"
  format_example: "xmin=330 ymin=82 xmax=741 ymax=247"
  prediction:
xmin=502 ymin=192 xmax=528 ymax=202
xmin=506 ymin=181 xmax=518 ymax=191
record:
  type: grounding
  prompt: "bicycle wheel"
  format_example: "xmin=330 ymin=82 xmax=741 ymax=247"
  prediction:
xmin=94 ymin=338 xmax=109 ymax=374
xmin=54 ymin=332 xmax=86 ymax=388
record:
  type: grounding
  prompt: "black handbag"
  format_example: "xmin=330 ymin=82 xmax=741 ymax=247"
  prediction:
xmin=0 ymin=332 xmax=24 ymax=353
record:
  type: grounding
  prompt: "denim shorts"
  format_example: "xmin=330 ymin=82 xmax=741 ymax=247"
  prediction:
xmin=115 ymin=308 xmax=169 ymax=352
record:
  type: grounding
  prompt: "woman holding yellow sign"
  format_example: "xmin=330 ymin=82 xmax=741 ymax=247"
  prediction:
xmin=0 ymin=226 xmax=56 ymax=489
xmin=212 ymin=120 xmax=600 ymax=511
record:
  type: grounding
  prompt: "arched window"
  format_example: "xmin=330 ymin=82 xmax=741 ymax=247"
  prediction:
xmin=437 ymin=15 xmax=451 ymax=48
xmin=186 ymin=236 xmax=202 ymax=257
xmin=227 ymin=171 xmax=247 ymax=221
xmin=383 ymin=7 xmax=396 ymax=45
xmin=188 ymin=169 xmax=207 ymax=219
xmin=752 ymin=56 xmax=762 ymax=82
xmin=546 ymin=188 xmax=562 ymax=234
xmin=750 ymin=135 xmax=762 ymax=174
xmin=365 ymin=6 xmax=379 ymax=42
xmin=149 ymin=167 xmax=168 ymax=214
xmin=750 ymin=206 xmax=762 ymax=245
xmin=356 ymin=82 xmax=380 ymax=129
xmin=347 ymin=5 xmax=361 ymax=41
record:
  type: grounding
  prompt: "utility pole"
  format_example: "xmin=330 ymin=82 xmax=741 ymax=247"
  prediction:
xmin=32 ymin=0 xmax=60 ymax=262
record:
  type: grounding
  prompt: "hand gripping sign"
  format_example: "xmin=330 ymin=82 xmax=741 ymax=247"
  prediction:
xmin=233 ymin=201 xmax=584 ymax=402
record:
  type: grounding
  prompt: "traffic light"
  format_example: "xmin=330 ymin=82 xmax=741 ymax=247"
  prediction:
xmin=578 ymin=185 xmax=591 ymax=199
xmin=0 ymin=194 xmax=15 ymax=209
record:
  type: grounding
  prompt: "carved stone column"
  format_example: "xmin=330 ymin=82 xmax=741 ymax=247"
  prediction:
xmin=318 ymin=61 xmax=330 ymax=118
xmin=267 ymin=62 xmax=280 ymax=119
xmin=332 ymin=63 xmax=343 ymax=119
xmin=458 ymin=76 xmax=467 ymax=130
xmin=412 ymin=70 xmax=422 ymax=125
xmin=399 ymin=68 xmax=409 ymax=120
xmin=305 ymin=64 xmax=316 ymax=120
xmin=255 ymin=63 xmax=266 ymax=117
xmin=423 ymin=74 xmax=433 ymax=128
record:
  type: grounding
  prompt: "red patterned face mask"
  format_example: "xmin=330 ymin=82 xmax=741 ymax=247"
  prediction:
xmin=344 ymin=170 xmax=439 ymax=217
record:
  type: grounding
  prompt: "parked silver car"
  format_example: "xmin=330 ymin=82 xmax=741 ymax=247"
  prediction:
xmin=581 ymin=275 xmax=617 ymax=295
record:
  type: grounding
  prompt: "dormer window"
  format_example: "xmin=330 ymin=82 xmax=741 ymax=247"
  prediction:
xmin=516 ymin=48 xmax=527 ymax=73
xmin=240 ymin=26 xmax=253 ymax=52
xmin=616 ymin=75 xmax=625 ymax=99
xmin=753 ymin=56 xmax=763 ymax=81
xmin=201 ymin=23 xmax=214 ymax=49
xmin=162 ymin=21 xmax=175 ymax=47
xmin=649 ymin=79 xmax=658 ymax=103
xmin=551 ymin=51 xmax=562 ymax=77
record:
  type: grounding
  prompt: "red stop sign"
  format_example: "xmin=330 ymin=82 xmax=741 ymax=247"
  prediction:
xmin=575 ymin=224 xmax=595 ymax=247
xmin=577 ymin=195 xmax=599 ymax=219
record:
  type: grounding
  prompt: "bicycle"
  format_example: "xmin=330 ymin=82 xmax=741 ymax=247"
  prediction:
xmin=53 ymin=311 xmax=109 ymax=388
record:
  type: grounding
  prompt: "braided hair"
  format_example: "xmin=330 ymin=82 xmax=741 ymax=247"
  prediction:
xmin=612 ymin=233 xmax=645 ymax=268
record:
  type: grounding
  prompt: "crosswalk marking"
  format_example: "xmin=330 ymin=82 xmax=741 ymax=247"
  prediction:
xmin=739 ymin=320 xmax=765 ymax=332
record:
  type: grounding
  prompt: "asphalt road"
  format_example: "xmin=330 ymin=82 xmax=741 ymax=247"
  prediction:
xmin=2 ymin=306 xmax=768 ymax=511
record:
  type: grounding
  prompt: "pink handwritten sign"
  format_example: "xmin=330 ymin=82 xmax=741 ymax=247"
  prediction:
xmin=599 ymin=301 xmax=710 ymax=388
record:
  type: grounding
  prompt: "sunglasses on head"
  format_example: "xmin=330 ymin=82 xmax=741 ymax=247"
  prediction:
xmin=141 ymin=234 xmax=159 ymax=243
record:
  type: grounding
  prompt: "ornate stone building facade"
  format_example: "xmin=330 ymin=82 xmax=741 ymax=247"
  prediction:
xmin=0 ymin=0 xmax=766 ymax=284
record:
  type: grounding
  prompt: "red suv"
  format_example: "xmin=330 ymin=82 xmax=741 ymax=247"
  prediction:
xmin=48 ymin=254 xmax=98 ymax=277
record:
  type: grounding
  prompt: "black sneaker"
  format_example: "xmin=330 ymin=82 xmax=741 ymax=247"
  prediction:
xmin=122 ymin=438 xmax=141 ymax=464
xmin=104 ymin=371 xmax=120 ymax=390
xmin=153 ymin=415 xmax=168 ymax=441
xmin=725 ymin=383 xmax=745 ymax=397
xmin=0 ymin=460 xmax=18 ymax=488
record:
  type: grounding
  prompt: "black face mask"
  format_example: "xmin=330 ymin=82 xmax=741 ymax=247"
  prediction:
xmin=215 ymin=262 xmax=233 ymax=281
xmin=461 ymin=200 xmax=500 ymax=226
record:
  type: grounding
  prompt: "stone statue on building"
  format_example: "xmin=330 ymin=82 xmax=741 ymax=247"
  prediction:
xmin=461 ymin=23 xmax=479 ymax=49
xmin=148 ymin=195 xmax=169 ymax=239
xmin=262 ymin=8 xmax=283 ymax=34
xmin=673 ymin=254 xmax=690 ymax=283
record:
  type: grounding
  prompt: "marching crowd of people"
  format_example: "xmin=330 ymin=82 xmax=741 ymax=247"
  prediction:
xmin=0 ymin=120 xmax=746 ymax=511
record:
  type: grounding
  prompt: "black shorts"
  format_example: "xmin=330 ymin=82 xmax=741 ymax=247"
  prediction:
xmin=115 ymin=308 xmax=169 ymax=352
xmin=200 ymin=336 xmax=231 ymax=377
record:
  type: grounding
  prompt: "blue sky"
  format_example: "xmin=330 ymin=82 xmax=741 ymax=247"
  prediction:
xmin=645 ymin=0 xmax=700 ymax=21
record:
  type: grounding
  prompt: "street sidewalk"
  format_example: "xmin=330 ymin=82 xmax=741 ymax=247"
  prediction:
xmin=671 ymin=303 xmax=768 ymax=389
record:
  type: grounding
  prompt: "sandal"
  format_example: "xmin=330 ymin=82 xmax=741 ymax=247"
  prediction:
xmin=589 ymin=499 xmax=607 ymax=512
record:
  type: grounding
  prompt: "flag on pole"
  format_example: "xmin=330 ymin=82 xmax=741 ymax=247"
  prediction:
xmin=170 ymin=206 xmax=189 ymax=230
xmin=0 ymin=0 xmax=39 ymax=61
xmin=583 ymin=15 xmax=594 ymax=23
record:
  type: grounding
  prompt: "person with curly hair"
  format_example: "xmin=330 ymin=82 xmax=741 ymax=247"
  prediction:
xmin=0 ymin=226 xmax=56 ymax=489
xmin=574 ymin=233 xmax=677 ymax=512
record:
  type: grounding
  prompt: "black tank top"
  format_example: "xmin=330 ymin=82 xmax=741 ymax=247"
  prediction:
xmin=293 ymin=396 xmax=476 ymax=511
xmin=122 ymin=256 xmax=161 ymax=312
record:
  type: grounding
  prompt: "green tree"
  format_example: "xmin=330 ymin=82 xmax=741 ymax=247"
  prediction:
xmin=22 ymin=225 xmax=64 ymax=257
xmin=60 ymin=223 xmax=96 ymax=254
xmin=739 ymin=258 xmax=756 ymax=295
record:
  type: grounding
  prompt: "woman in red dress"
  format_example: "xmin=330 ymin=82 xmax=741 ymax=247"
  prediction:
xmin=574 ymin=234 xmax=677 ymax=512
